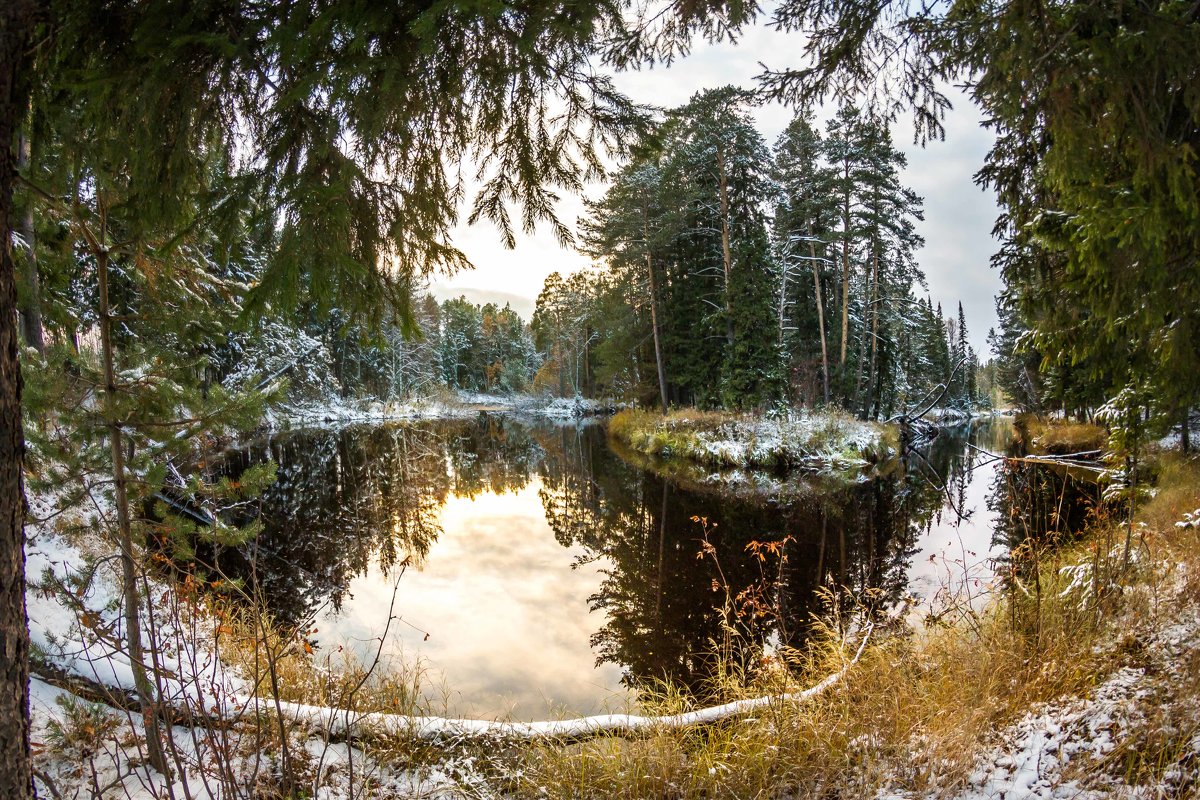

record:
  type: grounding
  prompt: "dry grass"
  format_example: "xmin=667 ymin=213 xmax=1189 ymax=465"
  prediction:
xmin=1015 ymin=413 xmax=1109 ymax=455
xmin=489 ymin=453 xmax=1200 ymax=799
xmin=211 ymin=601 xmax=433 ymax=718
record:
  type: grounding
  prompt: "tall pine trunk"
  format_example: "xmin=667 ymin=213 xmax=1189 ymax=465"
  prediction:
xmin=95 ymin=220 xmax=168 ymax=775
xmin=716 ymin=143 xmax=734 ymax=349
xmin=852 ymin=259 xmax=869 ymax=415
xmin=15 ymin=128 xmax=41 ymax=356
xmin=866 ymin=245 xmax=880 ymax=418
xmin=643 ymin=210 xmax=668 ymax=415
xmin=810 ymin=238 xmax=830 ymax=405
xmin=839 ymin=159 xmax=851 ymax=371
xmin=0 ymin=4 xmax=38 ymax=796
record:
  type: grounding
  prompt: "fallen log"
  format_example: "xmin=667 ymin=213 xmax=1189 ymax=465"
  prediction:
xmin=252 ymin=620 xmax=876 ymax=743
xmin=31 ymin=621 xmax=876 ymax=745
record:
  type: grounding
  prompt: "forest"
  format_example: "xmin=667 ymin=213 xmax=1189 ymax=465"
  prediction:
xmin=1 ymin=1 xmax=1198 ymax=799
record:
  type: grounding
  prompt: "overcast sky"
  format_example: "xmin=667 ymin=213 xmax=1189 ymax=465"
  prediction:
xmin=432 ymin=18 xmax=1003 ymax=356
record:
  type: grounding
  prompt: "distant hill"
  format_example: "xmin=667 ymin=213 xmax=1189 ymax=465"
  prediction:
xmin=428 ymin=286 xmax=535 ymax=322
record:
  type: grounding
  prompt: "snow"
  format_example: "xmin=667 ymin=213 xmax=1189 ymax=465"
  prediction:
xmin=879 ymin=594 xmax=1200 ymax=800
xmin=26 ymin=486 xmax=247 ymax=707
xmin=243 ymin=620 xmax=874 ymax=743
xmin=270 ymin=392 xmax=618 ymax=429
xmin=670 ymin=410 xmax=884 ymax=469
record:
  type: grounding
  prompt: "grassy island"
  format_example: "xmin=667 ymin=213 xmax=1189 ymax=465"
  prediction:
xmin=607 ymin=408 xmax=898 ymax=472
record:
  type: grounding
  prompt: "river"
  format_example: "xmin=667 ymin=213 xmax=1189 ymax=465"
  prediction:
xmin=204 ymin=414 xmax=1091 ymax=720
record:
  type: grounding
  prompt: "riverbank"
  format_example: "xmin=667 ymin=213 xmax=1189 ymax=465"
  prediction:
xmin=1014 ymin=413 xmax=1109 ymax=456
xmin=607 ymin=407 xmax=897 ymax=473
xmin=269 ymin=391 xmax=618 ymax=428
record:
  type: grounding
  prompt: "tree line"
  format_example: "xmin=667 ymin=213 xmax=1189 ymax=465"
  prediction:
xmin=760 ymin=0 xmax=1198 ymax=448
xmin=533 ymin=89 xmax=985 ymax=418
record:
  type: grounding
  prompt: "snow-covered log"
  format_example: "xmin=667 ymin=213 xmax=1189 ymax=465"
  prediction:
xmin=34 ymin=623 xmax=875 ymax=745
xmin=245 ymin=622 xmax=875 ymax=743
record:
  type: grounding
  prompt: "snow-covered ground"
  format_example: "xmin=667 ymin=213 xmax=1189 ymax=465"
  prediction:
xmin=613 ymin=407 xmax=890 ymax=473
xmin=880 ymin=574 xmax=1200 ymax=800
xmin=26 ymin=484 xmax=489 ymax=798
xmin=269 ymin=392 xmax=618 ymax=428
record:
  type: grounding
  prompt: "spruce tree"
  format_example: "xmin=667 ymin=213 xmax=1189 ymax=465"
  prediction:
xmin=763 ymin=0 xmax=1200 ymax=444
xmin=772 ymin=112 xmax=837 ymax=405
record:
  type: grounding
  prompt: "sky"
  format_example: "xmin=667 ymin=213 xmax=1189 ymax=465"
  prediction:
xmin=431 ymin=18 xmax=1003 ymax=356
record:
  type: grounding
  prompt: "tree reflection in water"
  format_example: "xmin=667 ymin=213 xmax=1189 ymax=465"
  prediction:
xmin=212 ymin=416 xmax=543 ymax=628
xmin=210 ymin=415 xmax=1030 ymax=708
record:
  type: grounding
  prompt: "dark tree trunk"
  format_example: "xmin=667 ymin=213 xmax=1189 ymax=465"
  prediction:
xmin=839 ymin=160 xmax=851 ymax=371
xmin=15 ymin=130 xmax=41 ymax=356
xmin=0 ymin=3 xmax=40 ymax=797
xmin=716 ymin=143 xmax=734 ymax=349
xmin=810 ymin=238 xmax=830 ymax=406
xmin=866 ymin=245 xmax=880 ymax=418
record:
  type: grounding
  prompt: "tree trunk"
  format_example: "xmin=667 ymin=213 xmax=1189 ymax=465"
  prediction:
xmin=777 ymin=253 xmax=788 ymax=348
xmin=0 ymin=4 xmax=39 ymax=795
xmin=96 ymin=222 xmax=168 ymax=775
xmin=643 ymin=210 xmax=669 ymax=415
xmin=1183 ymin=407 xmax=1191 ymax=454
xmin=852 ymin=237 xmax=871 ymax=415
xmin=15 ymin=128 xmax=41 ymax=356
xmin=716 ymin=144 xmax=734 ymax=349
xmin=839 ymin=159 xmax=851 ymax=370
xmin=811 ymin=239 xmax=830 ymax=406
xmin=866 ymin=245 xmax=880 ymax=418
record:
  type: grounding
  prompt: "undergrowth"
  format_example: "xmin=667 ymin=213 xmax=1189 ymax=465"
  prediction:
xmin=1015 ymin=413 xmax=1109 ymax=455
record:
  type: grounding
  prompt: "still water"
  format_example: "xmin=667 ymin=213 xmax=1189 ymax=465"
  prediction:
xmin=209 ymin=414 xmax=1076 ymax=720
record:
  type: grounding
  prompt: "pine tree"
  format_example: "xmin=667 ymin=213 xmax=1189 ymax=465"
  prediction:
xmin=850 ymin=120 xmax=924 ymax=418
xmin=660 ymin=88 xmax=783 ymax=409
xmin=21 ymin=139 xmax=275 ymax=774
xmin=772 ymin=112 xmax=837 ymax=405
xmin=581 ymin=157 xmax=672 ymax=412
xmin=764 ymin=0 xmax=1200 ymax=446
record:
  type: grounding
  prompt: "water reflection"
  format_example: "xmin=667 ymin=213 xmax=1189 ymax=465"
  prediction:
xmin=209 ymin=415 xmax=1022 ymax=717
xmin=538 ymin=430 xmax=922 ymax=696
xmin=213 ymin=417 xmax=542 ymax=628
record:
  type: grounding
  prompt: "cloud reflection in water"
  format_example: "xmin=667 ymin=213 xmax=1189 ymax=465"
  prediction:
xmin=315 ymin=480 xmax=628 ymax=720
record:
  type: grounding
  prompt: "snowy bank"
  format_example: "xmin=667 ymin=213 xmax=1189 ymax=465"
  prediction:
xmin=608 ymin=407 xmax=894 ymax=474
xmin=267 ymin=392 xmax=619 ymax=428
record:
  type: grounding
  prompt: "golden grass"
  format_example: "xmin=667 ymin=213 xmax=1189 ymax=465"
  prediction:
xmin=211 ymin=601 xmax=433 ymax=718
xmin=1016 ymin=413 xmax=1109 ymax=455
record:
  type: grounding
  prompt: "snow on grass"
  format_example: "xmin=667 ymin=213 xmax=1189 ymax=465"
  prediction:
xmin=270 ymin=392 xmax=618 ymax=429
xmin=609 ymin=407 xmax=893 ymax=473
xmin=25 ymin=485 xmax=248 ymax=708
xmin=878 ymin=592 xmax=1200 ymax=800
